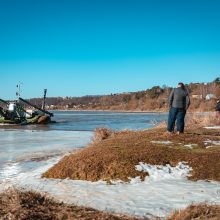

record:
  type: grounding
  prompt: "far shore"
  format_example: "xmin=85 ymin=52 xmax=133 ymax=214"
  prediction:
xmin=51 ymin=109 xmax=214 ymax=114
xmin=52 ymin=109 xmax=167 ymax=113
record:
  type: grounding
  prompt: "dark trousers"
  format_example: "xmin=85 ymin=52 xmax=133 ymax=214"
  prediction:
xmin=167 ymin=107 xmax=186 ymax=133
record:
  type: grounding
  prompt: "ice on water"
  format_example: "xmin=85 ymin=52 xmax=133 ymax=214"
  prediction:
xmin=0 ymin=129 xmax=93 ymax=179
xmin=1 ymin=158 xmax=220 ymax=218
xmin=0 ymin=112 xmax=220 ymax=218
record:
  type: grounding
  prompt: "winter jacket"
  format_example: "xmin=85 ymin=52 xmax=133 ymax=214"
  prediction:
xmin=215 ymin=102 xmax=220 ymax=111
xmin=168 ymin=87 xmax=190 ymax=110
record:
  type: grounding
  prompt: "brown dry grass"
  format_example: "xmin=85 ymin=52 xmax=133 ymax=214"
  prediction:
xmin=156 ymin=112 xmax=219 ymax=130
xmin=0 ymin=190 xmax=218 ymax=220
xmin=92 ymin=128 xmax=115 ymax=143
xmin=0 ymin=188 xmax=140 ymax=220
xmin=168 ymin=203 xmax=220 ymax=220
xmin=43 ymin=127 xmax=220 ymax=182
xmin=154 ymin=112 xmax=219 ymax=130
xmin=186 ymin=113 xmax=220 ymax=128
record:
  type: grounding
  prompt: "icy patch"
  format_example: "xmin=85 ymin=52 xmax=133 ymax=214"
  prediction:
xmin=206 ymin=145 xmax=220 ymax=149
xmin=135 ymin=162 xmax=192 ymax=180
xmin=0 ymin=130 xmax=93 ymax=179
xmin=15 ymin=151 xmax=66 ymax=163
xmin=184 ymin=144 xmax=198 ymax=149
xmin=204 ymin=126 xmax=220 ymax=129
xmin=0 ymin=163 xmax=21 ymax=180
xmin=151 ymin=140 xmax=172 ymax=144
xmin=0 ymin=130 xmax=93 ymax=162
xmin=204 ymin=140 xmax=220 ymax=148
xmin=1 ymin=160 xmax=220 ymax=219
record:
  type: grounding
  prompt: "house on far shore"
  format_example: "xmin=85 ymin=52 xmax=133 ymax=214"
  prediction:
xmin=205 ymin=94 xmax=216 ymax=100
xmin=192 ymin=94 xmax=203 ymax=99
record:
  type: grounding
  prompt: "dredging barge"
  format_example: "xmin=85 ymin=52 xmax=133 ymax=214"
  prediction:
xmin=0 ymin=90 xmax=54 ymax=125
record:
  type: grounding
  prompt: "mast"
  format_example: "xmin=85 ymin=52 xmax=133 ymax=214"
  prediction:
xmin=16 ymin=81 xmax=23 ymax=100
xmin=42 ymin=89 xmax=47 ymax=110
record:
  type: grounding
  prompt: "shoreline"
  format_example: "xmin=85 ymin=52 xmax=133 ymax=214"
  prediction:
xmin=51 ymin=109 xmax=214 ymax=114
xmin=1 ymin=125 xmax=220 ymax=219
xmin=51 ymin=109 xmax=167 ymax=113
xmin=18 ymin=126 xmax=220 ymax=218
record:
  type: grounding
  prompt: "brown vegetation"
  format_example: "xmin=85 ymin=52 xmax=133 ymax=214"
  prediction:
xmin=157 ymin=112 xmax=220 ymax=129
xmin=0 ymin=189 xmax=219 ymax=220
xmin=0 ymin=188 xmax=140 ymax=220
xmin=186 ymin=112 xmax=220 ymax=128
xmin=92 ymin=128 xmax=114 ymax=143
xmin=168 ymin=203 xmax=220 ymax=220
xmin=43 ymin=127 xmax=220 ymax=182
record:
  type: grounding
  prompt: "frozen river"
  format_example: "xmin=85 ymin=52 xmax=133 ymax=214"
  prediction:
xmin=0 ymin=111 xmax=219 ymax=218
xmin=0 ymin=111 xmax=167 ymax=179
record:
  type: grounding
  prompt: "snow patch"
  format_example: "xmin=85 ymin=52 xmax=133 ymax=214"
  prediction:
xmin=204 ymin=140 xmax=220 ymax=148
xmin=204 ymin=126 xmax=220 ymax=129
xmin=135 ymin=162 xmax=192 ymax=181
xmin=184 ymin=144 xmax=198 ymax=149
xmin=151 ymin=141 xmax=172 ymax=144
xmin=0 ymin=160 xmax=220 ymax=219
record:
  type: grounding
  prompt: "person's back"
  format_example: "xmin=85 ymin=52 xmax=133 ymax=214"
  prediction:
xmin=169 ymin=87 xmax=190 ymax=110
xmin=167 ymin=82 xmax=190 ymax=134
xmin=215 ymin=100 xmax=220 ymax=121
xmin=215 ymin=100 xmax=220 ymax=112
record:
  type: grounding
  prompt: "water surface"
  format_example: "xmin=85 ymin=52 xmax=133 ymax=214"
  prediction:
xmin=0 ymin=111 xmax=167 ymax=180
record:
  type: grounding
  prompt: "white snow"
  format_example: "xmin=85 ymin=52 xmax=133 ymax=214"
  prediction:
xmin=151 ymin=141 xmax=173 ymax=144
xmin=184 ymin=144 xmax=198 ymax=149
xmin=204 ymin=126 xmax=220 ymax=129
xmin=1 ymin=159 xmax=220 ymax=219
xmin=135 ymin=162 xmax=192 ymax=180
xmin=204 ymin=140 xmax=220 ymax=148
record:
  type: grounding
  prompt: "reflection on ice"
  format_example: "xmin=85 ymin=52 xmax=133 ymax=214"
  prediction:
xmin=0 ymin=162 xmax=21 ymax=180
xmin=0 ymin=130 xmax=93 ymax=180
xmin=0 ymin=130 xmax=93 ymax=161
xmin=16 ymin=151 xmax=66 ymax=163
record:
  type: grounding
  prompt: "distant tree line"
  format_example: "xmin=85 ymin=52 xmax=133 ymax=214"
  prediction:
xmin=26 ymin=79 xmax=220 ymax=112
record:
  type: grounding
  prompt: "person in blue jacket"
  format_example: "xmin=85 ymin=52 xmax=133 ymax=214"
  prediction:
xmin=167 ymin=82 xmax=190 ymax=134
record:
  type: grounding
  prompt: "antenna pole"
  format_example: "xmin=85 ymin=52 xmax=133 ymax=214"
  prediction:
xmin=42 ymin=89 xmax=47 ymax=110
xmin=16 ymin=82 xmax=23 ymax=99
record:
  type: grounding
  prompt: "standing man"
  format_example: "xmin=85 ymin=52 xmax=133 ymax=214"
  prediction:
xmin=167 ymin=82 xmax=190 ymax=134
xmin=215 ymin=100 xmax=220 ymax=122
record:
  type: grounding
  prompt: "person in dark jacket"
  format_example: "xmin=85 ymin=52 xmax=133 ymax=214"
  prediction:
xmin=167 ymin=82 xmax=190 ymax=134
xmin=215 ymin=100 xmax=220 ymax=118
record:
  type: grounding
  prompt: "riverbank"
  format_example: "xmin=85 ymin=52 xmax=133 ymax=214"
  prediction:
xmin=1 ymin=113 xmax=219 ymax=219
xmin=0 ymin=126 xmax=220 ymax=219
xmin=0 ymin=189 xmax=220 ymax=220
xmin=0 ymin=126 xmax=219 ymax=219
xmin=0 ymin=189 xmax=138 ymax=220
xmin=43 ymin=127 xmax=220 ymax=182
xmin=1 ymin=189 xmax=219 ymax=220
xmin=40 ymin=125 xmax=220 ymax=218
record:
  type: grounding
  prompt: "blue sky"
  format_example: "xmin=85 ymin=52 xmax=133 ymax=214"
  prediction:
xmin=0 ymin=0 xmax=220 ymax=99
